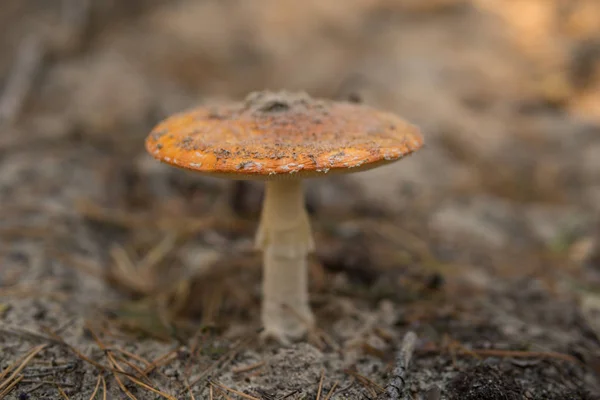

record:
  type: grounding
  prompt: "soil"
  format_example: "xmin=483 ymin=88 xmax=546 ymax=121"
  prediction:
xmin=1 ymin=1 xmax=600 ymax=399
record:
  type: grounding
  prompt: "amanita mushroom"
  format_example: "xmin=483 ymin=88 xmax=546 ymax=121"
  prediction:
xmin=145 ymin=91 xmax=424 ymax=343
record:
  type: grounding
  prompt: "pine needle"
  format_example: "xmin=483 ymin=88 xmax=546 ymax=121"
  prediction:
xmin=87 ymin=325 xmax=176 ymax=400
xmin=88 ymin=375 xmax=102 ymax=400
xmin=210 ymin=381 xmax=260 ymax=400
xmin=112 ymin=370 xmax=138 ymax=400
xmin=231 ymin=361 xmax=265 ymax=374
xmin=143 ymin=349 xmax=179 ymax=374
xmin=316 ymin=370 xmax=325 ymax=400
xmin=185 ymin=378 xmax=196 ymax=400
xmin=113 ymin=355 xmax=150 ymax=382
xmin=41 ymin=326 xmax=125 ymax=375
xmin=212 ymin=385 xmax=234 ymax=400
xmin=101 ymin=375 xmax=107 ymax=400
xmin=324 ymin=382 xmax=339 ymax=400
xmin=182 ymin=336 xmax=254 ymax=396
xmin=0 ymin=375 xmax=23 ymax=399
xmin=112 ymin=348 xmax=151 ymax=369
xmin=124 ymin=373 xmax=177 ymax=400
xmin=56 ymin=384 xmax=70 ymax=400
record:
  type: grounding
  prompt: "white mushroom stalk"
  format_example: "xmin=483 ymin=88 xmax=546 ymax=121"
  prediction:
xmin=255 ymin=179 xmax=315 ymax=342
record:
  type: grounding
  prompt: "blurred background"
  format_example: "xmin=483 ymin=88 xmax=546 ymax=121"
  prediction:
xmin=1 ymin=0 xmax=600 ymax=399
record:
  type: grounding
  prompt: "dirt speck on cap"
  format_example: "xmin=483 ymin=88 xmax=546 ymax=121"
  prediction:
xmin=244 ymin=90 xmax=316 ymax=115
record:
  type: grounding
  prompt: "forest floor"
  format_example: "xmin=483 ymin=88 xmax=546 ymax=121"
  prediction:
xmin=1 ymin=1 xmax=600 ymax=399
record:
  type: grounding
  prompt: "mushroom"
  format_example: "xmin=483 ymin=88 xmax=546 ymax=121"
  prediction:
xmin=145 ymin=91 xmax=424 ymax=343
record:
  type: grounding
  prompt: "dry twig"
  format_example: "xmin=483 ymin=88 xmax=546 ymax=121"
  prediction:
xmin=380 ymin=331 xmax=418 ymax=400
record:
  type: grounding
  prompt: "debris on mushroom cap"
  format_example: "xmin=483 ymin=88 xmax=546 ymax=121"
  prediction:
xmin=145 ymin=90 xmax=424 ymax=179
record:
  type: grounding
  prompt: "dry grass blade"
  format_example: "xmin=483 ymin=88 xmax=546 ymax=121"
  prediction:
xmin=56 ymin=384 xmax=70 ymax=400
xmin=0 ymin=344 xmax=47 ymax=393
xmin=316 ymin=369 xmax=325 ymax=400
xmin=88 ymin=375 xmax=102 ymax=400
xmin=209 ymin=384 xmax=213 ymax=400
xmin=210 ymin=381 xmax=260 ymax=400
xmin=323 ymin=382 xmax=338 ymax=400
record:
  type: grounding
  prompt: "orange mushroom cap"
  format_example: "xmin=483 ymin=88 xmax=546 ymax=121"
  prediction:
xmin=145 ymin=91 xmax=424 ymax=179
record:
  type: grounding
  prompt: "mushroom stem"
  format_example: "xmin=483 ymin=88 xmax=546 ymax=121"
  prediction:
xmin=256 ymin=179 xmax=315 ymax=342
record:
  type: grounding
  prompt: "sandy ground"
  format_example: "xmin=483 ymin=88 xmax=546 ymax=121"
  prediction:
xmin=1 ymin=0 xmax=600 ymax=399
